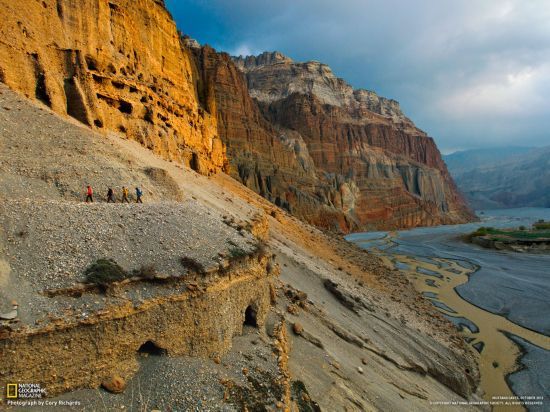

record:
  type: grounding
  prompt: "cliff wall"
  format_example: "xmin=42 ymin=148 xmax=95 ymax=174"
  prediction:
xmin=262 ymin=91 xmax=471 ymax=229
xmin=196 ymin=48 xmax=473 ymax=231
xmin=189 ymin=47 xmax=321 ymax=214
xmin=0 ymin=0 xmax=226 ymax=174
xmin=0 ymin=0 xmax=473 ymax=230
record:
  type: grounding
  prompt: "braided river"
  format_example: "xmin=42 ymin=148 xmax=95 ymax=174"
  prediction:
xmin=348 ymin=208 xmax=550 ymax=411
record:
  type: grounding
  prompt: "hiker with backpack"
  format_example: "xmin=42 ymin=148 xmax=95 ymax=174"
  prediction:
xmin=136 ymin=187 xmax=143 ymax=203
xmin=85 ymin=185 xmax=94 ymax=203
xmin=121 ymin=186 xmax=130 ymax=203
xmin=107 ymin=187 xmax=115 ymax=203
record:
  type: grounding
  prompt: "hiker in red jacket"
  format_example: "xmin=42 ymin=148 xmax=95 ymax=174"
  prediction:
xmin=85 ymin=185 xmax=93 ymax=203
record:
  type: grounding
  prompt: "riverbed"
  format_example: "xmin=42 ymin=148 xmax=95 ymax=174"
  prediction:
xmin=347 ymin=208 xmax=550 ymax=411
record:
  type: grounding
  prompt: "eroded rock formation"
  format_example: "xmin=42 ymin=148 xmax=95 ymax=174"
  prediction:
xmin=229 ymin=52 xmax=474 ymax=231
xmin=0 ymin=0 xmax=226 ymax=174
xmin=1 ymin=256 xmax=272 ymax=397
xmin=0 ymin=0 xmax=473 ymax=231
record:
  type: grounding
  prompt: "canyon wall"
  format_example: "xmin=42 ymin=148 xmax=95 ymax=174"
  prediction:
xmin=0 ymin=0 xmax=226 ymax=174
xmin=198 ymin=49 xmax=474 ymax=231
xmin=0 ymin=0 xmax=472 ymax=231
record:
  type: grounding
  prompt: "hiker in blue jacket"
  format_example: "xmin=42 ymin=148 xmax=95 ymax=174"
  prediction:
xmin=135 ymin=187 xmax=143 ymax=203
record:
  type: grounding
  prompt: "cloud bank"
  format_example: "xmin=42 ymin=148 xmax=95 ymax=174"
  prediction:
xmin=165 ymin=0 xmax=550 ymax=152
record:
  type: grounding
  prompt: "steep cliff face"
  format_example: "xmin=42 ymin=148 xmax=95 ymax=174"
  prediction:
xmin=0 ymin=0 xmax=471 ymax=230
xmin=0 ymin=0 xmax=226 ymax=174
xmin=189 ymin=46 xmax=320 ymax=213
xmin=208 ymin=50 xmax=473 ymax=230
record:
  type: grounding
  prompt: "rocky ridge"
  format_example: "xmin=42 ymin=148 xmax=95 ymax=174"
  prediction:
xmin=200 ymin=48 xmax=474 ymax=231
xmin=233 ymin=51 xmax=409 ymax=124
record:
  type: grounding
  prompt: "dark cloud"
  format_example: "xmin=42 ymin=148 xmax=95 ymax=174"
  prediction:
xmin=166 ymin=0 xmax=550 ymax=152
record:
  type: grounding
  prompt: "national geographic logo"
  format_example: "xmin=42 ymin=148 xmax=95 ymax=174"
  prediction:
xmin=5 ymin=383 xmax=47 ymax=399
xmin=6 ymin=384 xmax=17 ymax=399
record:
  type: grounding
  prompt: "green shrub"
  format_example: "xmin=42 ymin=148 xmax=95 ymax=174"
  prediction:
xmin=534 ymin=221 xmax=550 ymax=230
xmin=229 ymin=245 xmax=248 ymax=260
xmin=85 ymin=259 xmax=129 ymax=288
xmin=469 ymin=227 xmax=488 ymax=238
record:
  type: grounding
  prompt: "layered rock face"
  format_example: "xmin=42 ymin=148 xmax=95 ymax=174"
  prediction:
xmin=0 ymin=0 xmax=226 ymax=174
xmin=226 ymin=51 xmax=473 ymax=230
xmin=0 ymin=0 xmax=472 ymax=230
xmin=189 ymin=46 xmax=322 ymax=215
xmin=234 ymin=52 xmax=410 ymax=125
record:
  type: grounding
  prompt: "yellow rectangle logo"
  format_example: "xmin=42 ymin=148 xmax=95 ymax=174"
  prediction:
xmin=6 ymin=384 xmax=17 ymax=399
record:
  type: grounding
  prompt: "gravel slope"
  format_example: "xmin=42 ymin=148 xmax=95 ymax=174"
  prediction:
xmin=0 ymin=85 xmax=485 ymax=410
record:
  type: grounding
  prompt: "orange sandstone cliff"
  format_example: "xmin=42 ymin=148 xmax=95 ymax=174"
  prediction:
xmin=0 ymin=0 xmax=226 ymax=174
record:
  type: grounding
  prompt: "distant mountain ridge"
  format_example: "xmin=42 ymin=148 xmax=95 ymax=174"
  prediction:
xmin=445 ymin=147 xmax=550 ymax=209
xmin=444 ymin=147 xmax=533 ymax=176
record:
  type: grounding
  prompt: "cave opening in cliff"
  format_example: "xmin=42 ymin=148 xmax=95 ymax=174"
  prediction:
xmin=85 ymin=55 xmax=98 ymax=71
xmin=190 ymin=152 xmax=200 ymax=172
xmin=138 ymin=340 xmax=167 ymax=356
xmin=31 ymin=55 xmax=51 ymax=108
xmin=244 ymin=305 xmax=258 ymax=327
xmin=64 ymin=78 xmax=89 ymax=125
xmin=118 ymin=101 xmax=133 ymax=115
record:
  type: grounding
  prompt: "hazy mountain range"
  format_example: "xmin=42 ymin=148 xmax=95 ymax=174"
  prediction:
xmin=444 ymin=146 xmax=550 ymax=210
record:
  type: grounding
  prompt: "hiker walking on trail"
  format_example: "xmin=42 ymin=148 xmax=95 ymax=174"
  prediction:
xmin=107 ymin=187 xmax=115 ymax=203
xmin=121 ymin=186 xmax=130 ymax=203
xmin=135 ymin=187 xmax=143 ymax=203
xmin=85 ymin=185 xmax=94 ymax=203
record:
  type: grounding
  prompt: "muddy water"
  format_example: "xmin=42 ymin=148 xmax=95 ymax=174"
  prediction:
xmin=347 ymin=208 xmax=550 ymax=411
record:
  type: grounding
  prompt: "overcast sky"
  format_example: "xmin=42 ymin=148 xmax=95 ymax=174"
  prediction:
xmin=165 ymin=0 xmax=550 ymax=153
